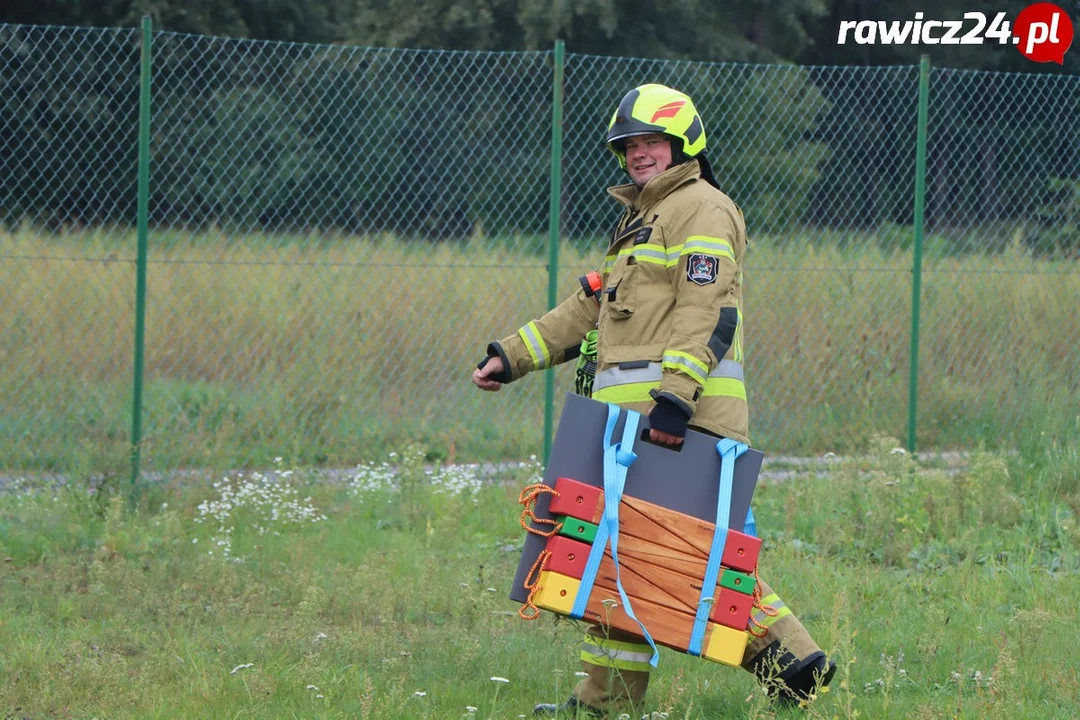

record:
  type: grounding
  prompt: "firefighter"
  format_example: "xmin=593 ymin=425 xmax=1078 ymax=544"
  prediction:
xmin=471 ymin=83 xmax=836 ymax=717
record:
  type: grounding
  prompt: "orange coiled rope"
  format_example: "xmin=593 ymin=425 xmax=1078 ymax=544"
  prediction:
xmin=748 ymin=566 xmax=778 ymax=638
xmin=519 ymin=549 xmax=552 ymax=620
xmin=518 ymin=483 xmax=563 ymax=537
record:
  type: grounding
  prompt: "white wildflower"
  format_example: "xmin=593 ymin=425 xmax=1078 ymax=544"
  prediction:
xmin=194 ymin=465 xmax=326 ymax=559
xmin=229 ymin=663 xmax=254 ymax=674
xmin=490 ymin=676 xmax=510 ymax=683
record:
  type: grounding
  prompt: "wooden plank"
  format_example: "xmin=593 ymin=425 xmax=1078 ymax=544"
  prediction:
xmin=550 ymin=476 xmax=761 ymax=574
xmin=547 ymin=523 xmax=757 ymax=597
xmin=542 ymin=535 xmax=756 ymax=628
xmin=533 ymin=570 xmax=751 ymax=667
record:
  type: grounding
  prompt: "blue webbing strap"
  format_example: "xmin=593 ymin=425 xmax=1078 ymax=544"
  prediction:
xmin=571 ymin=404 xmax=660 ymax=667
xmin=687 ymin=437 xmax=749 ymax=656
xmin=743 ymin=506 xmax=757 ymax=538
xmin=570 ymin=403 xmax=621 ymax=620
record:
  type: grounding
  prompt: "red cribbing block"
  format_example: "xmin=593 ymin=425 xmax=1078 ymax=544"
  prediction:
xmin=542 ymin=534 xmax=592 ymax=581
xmin=720 ymin=530 xmax=761 ymax=574
xmin=710 ymin=586 xmax=755 ymax=630
xmin=549 ymin=477 xmax=603 ymax=522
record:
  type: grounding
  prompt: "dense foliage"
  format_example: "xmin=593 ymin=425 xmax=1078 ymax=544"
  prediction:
xmin=1 ymin=2 xmax=1077 ymax=248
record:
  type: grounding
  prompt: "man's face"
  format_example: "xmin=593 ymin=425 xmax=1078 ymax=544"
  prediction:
xmin=624 ymin=133 xmax=673 ymax=187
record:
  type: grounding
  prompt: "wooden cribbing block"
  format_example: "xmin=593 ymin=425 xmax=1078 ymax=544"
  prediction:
xmin=543 ymin=535 xmax=754 ymax=630
xmin=594 ymin=530 xmax=756 ymax=596
xmin=556 ymin=516 xmax=599 ymax=544
xmin=533 ymin=569 xmax=750 ymax=667
xmin=549 ymin=477 xmax=761 ymax=574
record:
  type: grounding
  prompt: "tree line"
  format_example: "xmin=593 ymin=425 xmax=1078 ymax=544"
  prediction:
xmin=1 ymin=2 xmax=1077 ymax=254
xmin=6 ymin=0 xmax=1078 ymax=72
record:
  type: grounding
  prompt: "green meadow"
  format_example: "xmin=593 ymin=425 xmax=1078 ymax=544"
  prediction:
xmin=2 ymin=433 xmax=1078 ymax=718
xmin=3 ymin=226 xmax=1078 ymax=472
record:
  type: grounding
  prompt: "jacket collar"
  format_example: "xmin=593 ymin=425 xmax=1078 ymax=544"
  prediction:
xmin=606 ymin=159 xmax=702 ymax=214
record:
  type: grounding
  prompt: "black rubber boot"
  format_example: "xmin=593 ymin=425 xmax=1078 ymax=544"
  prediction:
xmin=533 ymin=696 xmax=606 ymax=717
xmin=774 ymin=651 xmax=837 ymax=705
xmin=749 ymin=641 xmax=837 ymax=706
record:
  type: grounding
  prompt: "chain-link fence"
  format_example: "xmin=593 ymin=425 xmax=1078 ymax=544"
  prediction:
xmin=3 ymin=22 xmax=1079 ymax=474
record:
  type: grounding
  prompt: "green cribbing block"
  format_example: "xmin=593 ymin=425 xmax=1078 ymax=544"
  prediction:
xmin=557 ymin=516 xmax=598 ymax=544
xmin=720 ymin=568 xmax=754 ymax=596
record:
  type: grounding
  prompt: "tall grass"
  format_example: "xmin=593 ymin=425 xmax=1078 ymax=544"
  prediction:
xmin=3 ymin=226 xmax=1078 ymax=471
xmin=1 ymin=439 xmax=1078 ymax=718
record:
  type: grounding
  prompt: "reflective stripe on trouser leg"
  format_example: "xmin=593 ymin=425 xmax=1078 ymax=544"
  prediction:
xmin=572 ymin=625 xmax=651 ymax=710
xmin=740 ymin=577 xmax=823 ymax=677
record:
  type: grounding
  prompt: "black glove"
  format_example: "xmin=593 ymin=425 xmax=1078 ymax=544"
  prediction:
xmin=648 ymin=395 xmax=691 ymax=438
xmin=476 ymin=343 xmax=513 ymax=384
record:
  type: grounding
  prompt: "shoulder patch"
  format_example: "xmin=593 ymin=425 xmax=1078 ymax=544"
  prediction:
xmin=686 ymin=253 xmax=718 ymax=285
xmin=633 ymin=227 xmax=652 ymax=245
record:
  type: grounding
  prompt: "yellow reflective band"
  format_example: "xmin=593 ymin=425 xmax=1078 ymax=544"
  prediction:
xmin=680 ymin=235 xmax=735 ymax=262
xmin=662 ymin=350 xmax=709 ymax=386
xmin=580 ymin=632 xmax=653 ymax=672
xmin=517 ymin=321 xmax=550 ymax=369
xmin=734 ymin=306 xmax=743 ymax=363
xmin=605 ymin=237 xmax=734 ymax=273
xmin=593 ymin=376 xmax=746 ymax=404
xmin=633 ymin=253 xmax=669 ymax=267
xmin=592 ymin=381 xmax=659 ymax=405
xmin=702 ymin=377 xmax=747 ymax=401
xmin=752 ymin=603 xmax=791 ymax=629
xmin=581 ymin=633 xmax=653 ymax=653
xmin=580 ymin=644 xmax=654 ymax=673
xmin=760 ymin=593 xmax=780 ymax=606
xmin=604 ymin=243 xmax=669 ymax=272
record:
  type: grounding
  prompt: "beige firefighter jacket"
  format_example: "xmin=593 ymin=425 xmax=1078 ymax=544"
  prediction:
xmin=490 ymin=158 xmax=749 ymax=444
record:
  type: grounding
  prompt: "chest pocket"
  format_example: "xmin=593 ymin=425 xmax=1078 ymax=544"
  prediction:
xmin=605 ymin=258 xmax=638 ymax=319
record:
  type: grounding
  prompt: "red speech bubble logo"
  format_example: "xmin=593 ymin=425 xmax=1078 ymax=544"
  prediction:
xmin=1013 ymin=3 xmax=1074 ymax=64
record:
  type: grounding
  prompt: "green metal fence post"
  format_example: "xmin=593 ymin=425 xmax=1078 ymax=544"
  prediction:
xmin=907 ymin=55 xmax=930 ymax=454
xmin=130 ymin=15 xmax=153 ymax=501
xmin=543 ymin=40 xmax=565 ymax=465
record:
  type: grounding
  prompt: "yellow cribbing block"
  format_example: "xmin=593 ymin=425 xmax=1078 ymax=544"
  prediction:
xmin=704 ymin=623 xmax=750 ymax=667
xmin=534 ymin=570 xmax=581 ymax=616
